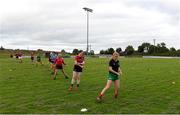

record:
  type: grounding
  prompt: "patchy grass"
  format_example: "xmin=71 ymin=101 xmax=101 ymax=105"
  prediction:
xmin=0 ymin=57 xmax=179 ymax=114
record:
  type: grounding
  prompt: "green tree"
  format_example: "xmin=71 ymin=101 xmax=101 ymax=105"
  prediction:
xmin=37 ymin=49 xmax=43 ymax=54
xmin=138 ymin=45 xmax=144 ymax=53
xmin=61 ymin=49 xmax=66 ymax=55
xmin=107 ymin=48 xmax=115 ymax=54
xmin=161 ymin=42 xmax=166 ymax=47
xmin=104 ymin=50 xmax=108 ymax=54
xmin=157 ymin=42 xmax=169 ymax=53
xmin=125 ymin=45 xmax=134 ymax=55
xmin=170 ymin=47 xmax=176 ymax=52
xmin=100 ymin=50 xmax=105 ymax=54
xmin=138 ymin=43 xmax=151 ymax=53
xmin=148 ymin=45 xmax=157 ymax=54
xmin=0 ymin=46 xmax=5 ymax=50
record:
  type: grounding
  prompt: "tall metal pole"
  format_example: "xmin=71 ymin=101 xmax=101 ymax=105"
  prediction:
xmin=86 ymin=11 xmax=89 ymax=55
xmin=83 ymin=7 xmax=93 ymax=56
xmin=0 ymin=21 xmax=2 ymax=48
xmin=89 ymin=44 xmax=91 ymax=52
xmin=153 ymin=39 xmax=156 ymax=53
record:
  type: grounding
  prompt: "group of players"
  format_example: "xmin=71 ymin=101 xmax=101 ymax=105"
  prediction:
xmin=11 ymin=51 xmax=122 ymax=102
xmin=11 ymin=52 xmax=43 ymax=65
xmin=47 ymin=51 xmax=86 ymax=91
xmin=10 ymin=52 xmax=23 ymax=63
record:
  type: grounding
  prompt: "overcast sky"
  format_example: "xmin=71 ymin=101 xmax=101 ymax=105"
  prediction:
xmin=0 ymin=0 xmax=180 ymax=53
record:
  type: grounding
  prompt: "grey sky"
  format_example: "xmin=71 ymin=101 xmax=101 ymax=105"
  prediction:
xmin=0 ymin=0 xmax=180 ymax=53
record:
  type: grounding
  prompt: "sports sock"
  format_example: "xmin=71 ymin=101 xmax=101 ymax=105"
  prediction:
xmin=99 ymin=93 xmax=103 ymax=98
xmin=77 ymin=79 xmax=80 ymax=84
xmin=77 ymin=84 xmax=79 ymax=87
xmin=71 ymin=78 xmax=75 ymax=85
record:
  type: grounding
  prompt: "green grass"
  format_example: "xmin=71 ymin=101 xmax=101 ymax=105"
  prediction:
xmin=0 ymin=57 xmax=180 ymax=114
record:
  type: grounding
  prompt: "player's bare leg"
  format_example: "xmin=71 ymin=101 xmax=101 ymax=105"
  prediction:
xmin=97 ymin=80 xmax=113 ymax=102
xmin=69 ymin=72 xmax=77 ymax=91
xmin=52 ymin=69 xmax=58 ymax=80
xmin=61 ymin=69 xmax=69 ymax=79
xmin=114 ymin=80 xmax=120 ymax=98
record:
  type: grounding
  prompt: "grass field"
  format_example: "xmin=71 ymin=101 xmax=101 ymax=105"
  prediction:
xmin=0 ymin=57 xmax=180 ymax=114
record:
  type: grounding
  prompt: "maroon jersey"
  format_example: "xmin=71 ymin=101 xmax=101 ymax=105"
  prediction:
xmin=74 ymin=56 xmax=84 ymax=64
xmin=55 ymin=57 xmax=65 ymax=65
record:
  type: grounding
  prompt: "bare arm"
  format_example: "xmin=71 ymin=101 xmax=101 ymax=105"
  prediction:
xmin=109 ymin=66 xmax=120 ymax=76
xmin=62 ymin=59 xmax=66 ymax=65
xmin=75 ymin=61 xmax=84 ymax=68
xmin=118 ymin=67 xmax=122 ymax=76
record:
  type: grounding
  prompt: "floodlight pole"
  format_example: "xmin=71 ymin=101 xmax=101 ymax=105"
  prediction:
xmin=83 ymin=7 xmax=93 ymax=56
xmin=87 ymin=11 xmax=89 ymax=55
xmin=153 ymin=39 xmax=156 ymax=53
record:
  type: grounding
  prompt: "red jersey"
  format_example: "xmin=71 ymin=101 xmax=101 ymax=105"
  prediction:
xmin=19 ymin=53 xmax=22 ymax=57
xmin=75 ymin=56 xmax=84 ymax=64
xmin=55 ymin=57 xmax=65 ymax=65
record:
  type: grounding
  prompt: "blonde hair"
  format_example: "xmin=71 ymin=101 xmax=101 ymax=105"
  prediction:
xmin=112 ymin=52 xmax=119 ymax=60
xmin=113 ymin=52 xmax=119 ymax=56
xmin=78 ymin=51 xmax=84 ymax=57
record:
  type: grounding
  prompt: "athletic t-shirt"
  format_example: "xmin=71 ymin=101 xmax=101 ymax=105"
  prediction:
xmin=37 ymin=55 xmax=41 ymax=61
xmin=50 ymin=53 xmax=57 ymax=59
xmin=55 ymin=58 xmax=65 ymax=65
xmin=75 ymin=56 xmax=84 ymax=64
xmin=109 ymin=59 xmax=120 ymax=74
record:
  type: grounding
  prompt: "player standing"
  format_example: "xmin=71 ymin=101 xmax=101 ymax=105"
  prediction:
xmin=69 ymin=51 xmax=85 ymax=91
xmin=52 ymin=54 xmax=69 ymax=80
xmin=31 ymin=52 xmax=35 ymax=62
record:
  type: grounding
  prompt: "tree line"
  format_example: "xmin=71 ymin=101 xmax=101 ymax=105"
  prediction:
xmin=99 ymin=42 xmax=180 ymax=56
xmin=1 ymin=42 xmax=180 ymax=56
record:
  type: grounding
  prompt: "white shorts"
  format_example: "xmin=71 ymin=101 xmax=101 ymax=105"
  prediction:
xmin=19 ymin=57 xmax=22 ymax=59
xmin=73 ymin=71 xmax=81 ymax=76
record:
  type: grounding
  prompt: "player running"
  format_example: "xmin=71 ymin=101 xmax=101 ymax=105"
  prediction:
xmin=15 ymin=53 xmax=19 ymax=59
xmin=52 ymin=54 xmax=69 ymax=80
xmin=10 ymin=53 xmax=13 ymax=58
xmin=96 ymin=52 xmax=122 ymax=102
xmin=31 ymin=52 xmax=35 ymax=62
xmin=49 ymin=52 xmax=57 ymax=73
xmin=36 ymin=53 xmax=43 ymax=66
xmin=18 ymin=52 xmax=23 ymax=63
xmin=69 ymin=51 xmax=85 ymax=91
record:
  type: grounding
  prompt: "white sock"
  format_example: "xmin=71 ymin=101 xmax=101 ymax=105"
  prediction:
xmin=77 ymin=79 xmax=80 ymax=84
xmin=71 ymin=78 xmax=75 ymax=84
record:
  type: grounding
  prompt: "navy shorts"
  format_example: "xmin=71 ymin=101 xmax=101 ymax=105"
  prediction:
xmin=73 ymin=65 xmax=82 ymax=72
xmin=56 ymin=65 xmax=63 ymax=69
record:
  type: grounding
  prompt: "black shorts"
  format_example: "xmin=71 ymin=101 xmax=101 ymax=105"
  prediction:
xmin=49 ymin=59 xmax=54 ymax=64
xmin=16 ymin=56 xmax=18 ymax=59
xmin=56 ymin=65 xmax=63 ymax=69
xmin=50 ymin=60 xmax=54 ymax=64
xmin=31 ymin=57 xmax=34 ymax=60
xmin=73 ymin=65 xmax=82 ymax=72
